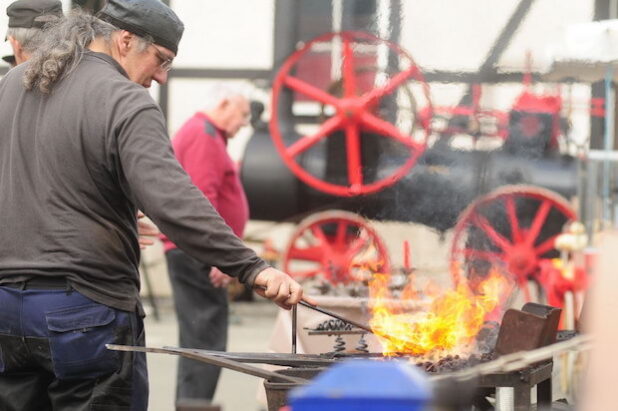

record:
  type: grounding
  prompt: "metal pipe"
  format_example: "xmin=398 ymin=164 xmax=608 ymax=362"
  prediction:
xmin=106 ymin=344 xmax=308 ymax=384
xmin=291 ymin=304 xmax=297 ymax=354
xmin=602 ymin=65 xmax=615 ymax=227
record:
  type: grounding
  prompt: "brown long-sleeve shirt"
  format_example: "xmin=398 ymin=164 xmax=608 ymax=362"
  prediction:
xmin=0 ymin=52 xmax=268 ymax=312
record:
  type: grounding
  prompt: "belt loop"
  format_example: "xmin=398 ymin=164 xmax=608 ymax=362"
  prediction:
xmin=19 ymin=281 xmax=26 ymax=291
xmin=65 ymin=281 xmax=73 ymax=295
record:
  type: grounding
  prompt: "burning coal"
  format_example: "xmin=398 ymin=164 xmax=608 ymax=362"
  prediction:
xmin=368 ymin=268 xmax=512 ymax=357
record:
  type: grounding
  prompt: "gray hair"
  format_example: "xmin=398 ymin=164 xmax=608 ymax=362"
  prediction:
xmin=7 ymin=27 xmax=46 ymax=54
xmin=6 ymin=13 xmax=62 ymax=54
xmin=24 ymin=9 xmax=152 ymax=94
xmin=203 ymin=83 xmax=249 ymax=111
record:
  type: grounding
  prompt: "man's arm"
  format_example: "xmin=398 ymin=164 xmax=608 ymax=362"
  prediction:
xmin=113 ymin=105 xmax=265 ymax=285
xmin=113 ymin=105 xmax=305 ymax=307
xmin=112 ymin=104 xmax=307 ymax=307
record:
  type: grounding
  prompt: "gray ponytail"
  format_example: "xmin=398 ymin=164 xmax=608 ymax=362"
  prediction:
xmin=23 ymin=10 xmax=117 ymax=94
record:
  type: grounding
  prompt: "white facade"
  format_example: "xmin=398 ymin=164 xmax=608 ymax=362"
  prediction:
xmin=0 ymin=0 xmax=598 ymax=153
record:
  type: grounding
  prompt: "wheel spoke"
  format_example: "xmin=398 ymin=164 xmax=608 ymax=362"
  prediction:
xmin=335 ymin=221 xmax=349 ymax=248
xmin=342 ymin=36 xmax=357 ymax=98
xmin=360 ymin=111 xmax=423 ymax=151
xmin=504 ymin=196 xmax=523 ymax=243
xmin=284 ymin=75 xmax=341 ymax=107
xmin=526 ymin=200 xmax=552 ymax=246
xmin=287 ymin=115 xmax=344 ymax=158
xmin=473 ymin=214 xmax=513 ymax=252
xmin=310 ymin=225 xmax=332 ymax=251
xmin=534 ymin=234 xmax=560 ymax=256
xmin=345 ymin=122 xmax=363 ymax=187
xmin=362 ymin=65 xmax=418 ymax=107
xmin=345 ymin=235 xmax=370 ymax=258
xmin=287 ymin=245 xmax=326 ymax=262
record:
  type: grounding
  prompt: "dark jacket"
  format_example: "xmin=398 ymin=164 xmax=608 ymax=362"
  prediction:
xmin=0 ymin=51 xmax=267 ymax=312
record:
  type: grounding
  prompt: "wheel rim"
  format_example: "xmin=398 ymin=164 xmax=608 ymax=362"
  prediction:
xmin=450 ymin=186 xmax=576 ymax=302
xmin=270 ymin=31 xmax=432 ymax=197
xmin=283 ymin=211 xmax=390 ymax=285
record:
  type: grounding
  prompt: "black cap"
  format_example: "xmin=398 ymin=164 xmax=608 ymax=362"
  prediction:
xmin=7 ymin=0 xmax=63 ymax=29
xmin=98 ymin=0 xmax=184 ymax=55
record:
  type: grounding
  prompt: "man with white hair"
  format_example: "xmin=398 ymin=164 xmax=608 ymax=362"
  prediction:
xmin=160 ymin=83 xmax=252 ymax=402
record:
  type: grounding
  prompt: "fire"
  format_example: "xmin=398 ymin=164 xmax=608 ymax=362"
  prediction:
xmin=369 ymin=268 xmax=511 ymax=357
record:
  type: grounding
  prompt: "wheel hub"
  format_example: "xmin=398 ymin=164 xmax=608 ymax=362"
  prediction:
xmin=339 ymin=98 xmax=363 ymax=120
xmin=507 ymin=245 xmax=537 ymax=278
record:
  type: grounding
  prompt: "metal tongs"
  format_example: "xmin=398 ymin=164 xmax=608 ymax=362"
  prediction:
xmin=297 ymin=299 xmax=373 ymax=333
xmin=284 ymin=292 xmax=417 ymax=351
xmin=257 ymin=286 xmax=374 ymax=354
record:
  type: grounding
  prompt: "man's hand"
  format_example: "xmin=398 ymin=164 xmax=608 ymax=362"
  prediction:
xmin=253 ymin=267 xmax=304 ymax=310
xmin=137 ymin=211 xmax=160 ymax=249
xmin=210 ymin=267 xmax=232 ymax=288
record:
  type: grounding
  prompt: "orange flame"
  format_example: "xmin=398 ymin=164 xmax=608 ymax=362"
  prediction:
xmin=369 ymin=268 xmax=511 ymax=357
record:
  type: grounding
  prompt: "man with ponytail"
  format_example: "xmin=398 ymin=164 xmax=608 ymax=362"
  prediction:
xmin=0 ymin=1 xmax=305 ymax=409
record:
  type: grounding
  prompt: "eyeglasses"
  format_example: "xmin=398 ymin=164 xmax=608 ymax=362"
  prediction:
xmin=151 ymin=45 xmax=174 ymax=72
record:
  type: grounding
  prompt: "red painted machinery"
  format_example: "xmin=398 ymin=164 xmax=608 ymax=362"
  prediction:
xmin=241 ymin=30 xmax=584 ymax=311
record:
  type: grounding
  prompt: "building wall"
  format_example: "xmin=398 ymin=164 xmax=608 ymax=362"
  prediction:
xmin=0 ymin=0 xmax=598 ymax=147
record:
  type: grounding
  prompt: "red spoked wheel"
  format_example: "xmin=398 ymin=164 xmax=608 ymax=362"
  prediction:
xmin=450 ymin=186 xmax=576 ymax=302
xmin=282 ymin=211 xmax=390 ymax=285
xmin=270 ymin=31 xmax=432 ymax=197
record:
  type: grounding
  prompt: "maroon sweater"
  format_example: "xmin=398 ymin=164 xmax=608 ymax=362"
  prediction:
xmin=161 ymin=112 xmax=249 ymax=251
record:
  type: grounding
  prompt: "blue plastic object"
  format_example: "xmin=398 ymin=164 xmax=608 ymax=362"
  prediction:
xmin=288 ymin=359 xmax=431 ymax=411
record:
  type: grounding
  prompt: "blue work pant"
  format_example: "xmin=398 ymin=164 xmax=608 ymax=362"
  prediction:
xmin=0 ymin=285 xmax=148 ymax=411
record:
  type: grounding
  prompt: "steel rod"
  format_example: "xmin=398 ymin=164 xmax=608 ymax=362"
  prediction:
xmin=106 ymin=344 xmax=308 ymax=384
xmin=179 ymin=350 xmax=337 ymax=367
xmin=291 ymin=304 xmax=297 ymax=354
xmin=298 ymin=300 xmax=373 ymax=334
xmin=255 ymin=285 xmax=374 ymax=333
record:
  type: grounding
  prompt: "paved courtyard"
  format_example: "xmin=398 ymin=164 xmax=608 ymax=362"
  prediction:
xmin=145 ymin=298 xmax=280 ymax=411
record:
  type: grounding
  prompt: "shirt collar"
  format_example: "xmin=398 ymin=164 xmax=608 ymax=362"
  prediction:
xmin=83 ymin=50 xmax=129 ymax=79
xmin=198 ymin=112 xmax=229 ymax=142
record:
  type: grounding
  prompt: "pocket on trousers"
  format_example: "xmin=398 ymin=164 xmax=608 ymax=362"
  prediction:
xmin=46 ymin=303 xmax=120 ymax=380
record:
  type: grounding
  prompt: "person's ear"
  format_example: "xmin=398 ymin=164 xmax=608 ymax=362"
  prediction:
xmin=116 ymin=30 xmax=134 ymax=57
xmin=218 ymin=98 xmax=230 ymax=110
xmin=8 ymin=36 xmax=22 ymax=58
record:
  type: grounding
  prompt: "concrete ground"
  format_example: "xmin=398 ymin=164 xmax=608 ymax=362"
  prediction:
xmin=145 ymin=298 xmax=280 ymax=411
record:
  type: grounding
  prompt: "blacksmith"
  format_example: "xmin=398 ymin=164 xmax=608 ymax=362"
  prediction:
xmin=0 ymin=0 xmax=304 ymax=409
